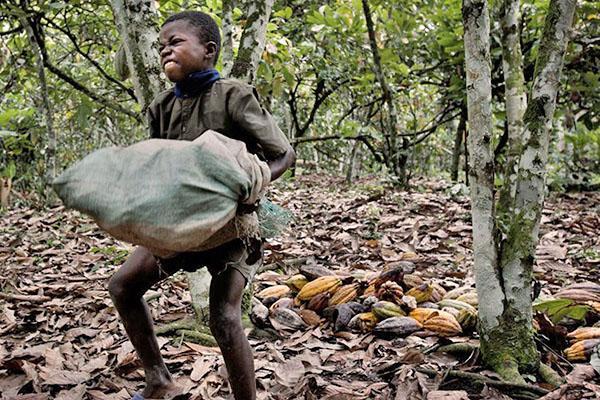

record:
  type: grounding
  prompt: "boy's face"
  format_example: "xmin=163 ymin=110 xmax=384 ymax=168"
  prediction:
xmin=159 ymin=20 xmax=216 ymax=82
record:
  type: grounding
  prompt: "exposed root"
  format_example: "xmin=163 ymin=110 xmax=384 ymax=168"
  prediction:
xmin=538 ymin=363 xmax=564 ymax=388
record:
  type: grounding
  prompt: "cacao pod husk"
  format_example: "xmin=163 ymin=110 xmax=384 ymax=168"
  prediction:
xmin=269 ymin=307 xmax=307 ymax=331
xmin=406 ymin=283 xmax=433 ymax=303
xmin=299 ymin=309 xmax=321 ymax=326
xmin=256 ymin=284 xmax=291 ymax=300
xmin=306 ymin=292 xmax=331 ymax=314
xmin=437 ymin=299 xmax=477 ymax=314
xmin=567 ymin=327 xmax=600 ymax=343
xmin=430 ymin=282 xmax=447 ymax=303
xmin=376 ymin=281 xmax=404 ymax=304
xmin=296 ymin=275 xmax=342 ymax=301
xmin=348 ymin=312 xmax=378 ymax=332
xmin=443 ymin=285 xmax=474 ymax=300
xmin=423 ymin=314 xmax=463 ymax=337
xmin=564 ymin=338 xmax=600 ymax=361
xmin=403 ymin=273 xmax=425 ymax=289
xmin=299 ymin=264 xmax=336 ymax=280
xmin=374 ymin=316 xmax=422 ymax=337
xmin=456 ymin=292 xmax=478 ymax=307
xmin=372 ymin=301 xmax=406 ymax=320
xmin=285 ymin=274 xmax=309 ymax=292
xmin=329 ymin=282 xmax=360 ymax=306
xmin=250 ymin=297 xmax=269 ymax=328
xmin=333 ymin=303 xmax=358 ymax=332
xmin=269 ymin=297 xmax=295 ymax=314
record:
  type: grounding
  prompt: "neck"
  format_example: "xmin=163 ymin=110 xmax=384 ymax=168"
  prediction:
xmin=174 ymin=69 xmax=221 ymax=98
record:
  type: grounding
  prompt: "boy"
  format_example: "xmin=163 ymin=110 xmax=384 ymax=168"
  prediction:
xmin=108 ymin=11 xmax=295 ymax=400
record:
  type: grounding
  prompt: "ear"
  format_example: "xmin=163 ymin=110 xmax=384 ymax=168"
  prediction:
xmin=204 ymin=41 xmax=218 ymax=60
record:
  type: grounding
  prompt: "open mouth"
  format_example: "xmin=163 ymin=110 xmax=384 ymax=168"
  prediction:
xmin=163 ymin=60 xmax=177 ymax=69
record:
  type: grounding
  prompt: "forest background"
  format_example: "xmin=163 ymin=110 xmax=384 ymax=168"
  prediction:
xmin=0 ymin=0 xmax=598 ymax=198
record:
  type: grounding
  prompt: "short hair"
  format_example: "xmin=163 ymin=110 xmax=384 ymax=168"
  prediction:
xmin=162 ymin=11 xmax=221 ymax=62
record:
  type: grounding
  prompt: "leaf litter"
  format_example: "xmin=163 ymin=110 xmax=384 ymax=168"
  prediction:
xmin=0 ymin=175 xmax=599 ymax=399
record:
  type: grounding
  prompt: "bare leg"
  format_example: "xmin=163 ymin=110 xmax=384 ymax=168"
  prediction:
xmin=108 ymin=247 xmax=180 ymax=398
xmin=209 ymin=268 xmax=256 ymax=400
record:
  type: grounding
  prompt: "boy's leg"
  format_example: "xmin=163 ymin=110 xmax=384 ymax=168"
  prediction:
xmin=108 ymin=247 xmax=180 ymax=398
xmin=209 ymin=267 xmax=256 ymax=400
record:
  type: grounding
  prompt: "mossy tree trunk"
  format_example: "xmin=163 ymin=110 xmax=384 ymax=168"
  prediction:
xmin=229 ymin=0 xmax=274 ymax=83
xmin=463 ymin=0 xmax=576 ymax=383
xmin=110 ymin=0 xmax=165 ymax=110
xmin=220 ymin=0 xmax=235 ymax=77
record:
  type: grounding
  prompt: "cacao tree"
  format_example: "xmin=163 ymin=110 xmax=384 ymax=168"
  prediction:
xmin=463 ymin=0 xmax=577 ymax=383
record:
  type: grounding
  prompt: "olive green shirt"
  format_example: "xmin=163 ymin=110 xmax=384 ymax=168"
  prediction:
xmin=147 ymin=78 xmax=292 ymax=160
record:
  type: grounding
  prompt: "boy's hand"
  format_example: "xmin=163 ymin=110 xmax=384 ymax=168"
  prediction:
xmin=237 ymin=202 xmax=259 ymax=215
xmin=267 ymin=148 xmax=296 ymax=181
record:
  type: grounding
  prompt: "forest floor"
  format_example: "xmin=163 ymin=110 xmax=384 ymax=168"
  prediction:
xmin=1 ymin=174 xmax=599 ymax=400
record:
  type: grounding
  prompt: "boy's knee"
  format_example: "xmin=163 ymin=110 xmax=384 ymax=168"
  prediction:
xmin=108 ymin=274 xmax=129 ymax=302
xmin=209 ymin=307 xmax=241 ymax=343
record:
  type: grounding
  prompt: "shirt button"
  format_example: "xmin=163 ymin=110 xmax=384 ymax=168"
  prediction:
xmin=182 ymin=126 xmax=186 ymax=132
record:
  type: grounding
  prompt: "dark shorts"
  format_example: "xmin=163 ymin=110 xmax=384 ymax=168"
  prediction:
xmin=155 ymin=238 xmax=263 ymax=283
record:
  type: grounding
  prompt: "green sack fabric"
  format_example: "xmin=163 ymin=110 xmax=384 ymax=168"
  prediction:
xmin=53 ymin=130 xmax=271 ymax=256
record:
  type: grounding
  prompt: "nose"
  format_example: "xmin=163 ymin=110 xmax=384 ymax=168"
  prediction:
xmin=160 ymin=45 xmax=171 ymax=59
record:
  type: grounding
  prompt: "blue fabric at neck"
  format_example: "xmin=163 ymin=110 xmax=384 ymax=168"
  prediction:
xmin=174 ymin=69 xmax=221 ymax=99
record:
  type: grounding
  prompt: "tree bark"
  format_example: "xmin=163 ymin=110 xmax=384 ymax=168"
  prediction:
xmin=230 ymin=0 xmax=274 ymax=82
xmin=110 ymin=0 xmax=165 ymax=110
xmin=20 ymin=15 xmax=56 ymax=182
xmin=361 ymin=0 xmax=408 ymax=184
xmin=464 ymin=0 xmax=577 ymax=382
xmin=498 ymin=0 xmax=527 ymax=208
xmin=451 ymin=104 xmax=467 ymax=182
xmin=221 ymin=0 xmax=235 ymax=77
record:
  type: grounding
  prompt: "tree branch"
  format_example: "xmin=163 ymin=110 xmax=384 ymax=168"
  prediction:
xmin=42 ymin=16 xmax=136 ymax=100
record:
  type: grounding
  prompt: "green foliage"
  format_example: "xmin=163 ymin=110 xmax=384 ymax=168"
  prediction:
xmin=0 ymin=0 xmax=596 ymax=200
xmin=533 ymin=298 xmax=591 ymax=324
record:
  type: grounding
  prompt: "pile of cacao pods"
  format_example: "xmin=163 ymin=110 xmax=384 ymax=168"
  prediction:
xmin=555 ymin=282 xmax=600 ymax=362
xmin=251 ymin=264 xmax=600 ymax=364
xmin=251 ymin=263 xmax=476 ymax=339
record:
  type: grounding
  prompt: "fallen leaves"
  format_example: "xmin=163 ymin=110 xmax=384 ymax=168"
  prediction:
xmin=1 ymin=176 xmax=599 ymax=399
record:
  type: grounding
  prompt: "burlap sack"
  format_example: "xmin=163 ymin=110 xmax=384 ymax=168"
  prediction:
xmin=53 ymin=130 xmax=270 ymax=256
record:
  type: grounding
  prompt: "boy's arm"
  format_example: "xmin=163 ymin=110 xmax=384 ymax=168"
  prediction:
xmin=267 ymin=147 xmax=296 ymax=181
xmin=229 ymin=84 xmax=295 ymax=181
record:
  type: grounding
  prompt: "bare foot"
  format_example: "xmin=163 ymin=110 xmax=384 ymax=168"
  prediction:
xmin=141 ymin=381 xmax=185 ymax=399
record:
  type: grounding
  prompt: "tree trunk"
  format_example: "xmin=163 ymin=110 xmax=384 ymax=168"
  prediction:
xmin=498 ymin=0 xmax=527 ymax=207
xmin=345 ymin=140 xmax=362 ymax=184
xmin=464 ymin=0 xmax=577 ymax=382
xmin=110 ymin=0 xmax=164 ymax=110
xmin=221 ymin=0 xmax=235 ymax=77
xmin=230 ymin=0 xmax=274 ymax=83
xmin=20 ymin=15 xmax=56 ymax=182
xmin=361 ymin=0 xmax=407 ymax=184
xmin=451 ymin=104 xmax=467 ymax=182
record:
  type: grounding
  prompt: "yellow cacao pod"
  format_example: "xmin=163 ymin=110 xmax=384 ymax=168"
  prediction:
xmin=256 ymin=285 xmax=290 ymax=300
xmin=409 ymin=307 xmax=439 ymax=324
xmin=437 ymin=299 xmax=477 ymax=315
xmin=567 ymin=327 xmax=600 ymax=343
xmin=430 ymin=283 xmax=447 ymax=303
xmin=406 ymin=283 xmax=434 ymax=303
xmin=443 ymin=286 xmax=474 ymax=300
xmin=329 ymin=283 xmax=360 ymax=306
xmin=285 ymin=274 xmax=309 ymax=292
xmin=296 ymin=276 xmax=342 ymax=301
xmin=564 ymin=338 xmax=600 ymax=362
xmin=456 ymin=292 xmax=478 ymax=307
xmin=423 ymin=314 xmax=463 ymax=337
xmin=348 ymin=312 xmax=379 ymax=332
xmin=456 ymin=308 xmax=478 ymax=331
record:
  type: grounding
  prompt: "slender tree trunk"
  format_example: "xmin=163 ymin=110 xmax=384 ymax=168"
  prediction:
xmin=20 ymin=15 xmax=56 ymax=182
xmin=498 ymin=0 xmax=527 ymax=207
xmin=345 ymin=140 xmax=362 ymax=184
xmin=221 ymin=0 xmax=235 ymax=76
xmin=464 ymin=0 xmax=577 ymax=382
xmin=230 ymin=0 xmax=274 ymax=82
xmin=361 ymin=0 xmax=407 ymax=184
xmin=451 ymin=104 xmax=467 ymax=182
xmin=111 ymin=0 xmax=164 ymax=110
